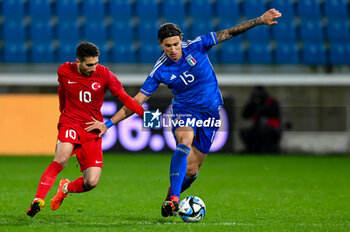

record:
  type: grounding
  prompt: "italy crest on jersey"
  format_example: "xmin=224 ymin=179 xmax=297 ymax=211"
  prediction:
xmin=186 ymin=54 xmax=196 ymax=66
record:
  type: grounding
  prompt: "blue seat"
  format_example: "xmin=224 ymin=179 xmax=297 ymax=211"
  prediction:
xmin=29 ymin=0 xmax=51 ymax=17
xmin=190 ymin=18 xmax=215 ymax=38
xmin=329 ymin=43 xmax=350 ymax=65
xmin=139 ymin=42 xmax=161 ymax=63
xmin=163 ymin=0 xmax=186 ymax=20
xmin=297 ymin=0 xmax=321 ymax=17
xmin=324 ymin=0 xmax=348 ymax=18
xmin=272 ymin=20 xmax=297 ymax=41
xmin=3 ymin=18 xmax=26 ymax=41
xmin=110 ymin=0 xmax=133 ymax=19
xmin=299 ymin=18 xmax=324 ymax=42
xmin=56 ymin=0 xmax=79 ymax=17
xmin=57 ymin=18 xmax=80 ymax=41
xmin=30 ymin=17 xmax=53 ymax=41
xmin=243 ymin=0 xmax=266 ymax=18
xmin=219 ymin=41 xmax=245 ymax=64
xmin=275 ymin=42 xmax=299 ymax=64
xmin=136 ymin=0 xmax=159 ymax=20
xmin=112 ymin=42 xmax=136 ymax=63
xmin=216 ymin=0 xmax=240 ymax=18
xmin=111 ymin=18 xmax=135 ymax=43
xmin=270 ymin=0 xmax=294 ymax=18
xmin=326 ymin=19 xmax=350 ymax=42
xmin=248 ymin=42 xmax=272 ymax=64
xmin=2 ymin=0 xmax=25 ymax=18
xmin=245 ymin=25 xmax=270 ymax=42
xmin=4 ymin=40 xmax=27 ymax=63
xmin=31 ymin=41 xmax=55 ymax=63
xmin=302 ymin=42 xmax=327 ymax=65
xmin=83 ymin=19 xmax=107 ymax=43
xmin=58 ymin=41 xmax=76 ymax=63
xmin=189 ymin=0 xmax=213 ymax=19
xmin=83 ymin=0 xmax=105 ymax=18
xmin=0 ymin=44 xmax=3 ymax=63
xmin=137 ymin=20 xmax=159 ymax=42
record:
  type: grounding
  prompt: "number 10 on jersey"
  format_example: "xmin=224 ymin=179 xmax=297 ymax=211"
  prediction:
xmin=79 ymin=90 xmax=92 ymax=103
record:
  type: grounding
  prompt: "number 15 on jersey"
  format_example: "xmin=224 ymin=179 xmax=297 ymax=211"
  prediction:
xmin=179 ymin=71 xmax=195 ymax=86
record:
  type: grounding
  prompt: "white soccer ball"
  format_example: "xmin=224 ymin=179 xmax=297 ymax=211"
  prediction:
xmin=178 ymin=196 xmax=206 ymax=222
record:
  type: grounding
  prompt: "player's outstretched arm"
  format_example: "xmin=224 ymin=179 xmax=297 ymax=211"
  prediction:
xmin=111 ymin=91 xmax=150 ymax=123
xmin=85 ymin=92 xmax=150 ymax=137
xmin=216 ymin=8 xmax=282 ymax=43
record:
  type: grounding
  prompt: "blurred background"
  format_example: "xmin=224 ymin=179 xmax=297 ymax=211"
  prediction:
xmin=0 ymin=0 xmax=349 ymax=155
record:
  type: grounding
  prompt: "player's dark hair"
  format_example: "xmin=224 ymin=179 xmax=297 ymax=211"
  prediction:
xmin=76 ymin=42 xmax=100 ymax=61
xmin=158 ymin=23 xmax=183 ymax=42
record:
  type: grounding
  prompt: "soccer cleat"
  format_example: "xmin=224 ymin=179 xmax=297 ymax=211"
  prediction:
xmin=27 ymin=199 xmax=45 ymax=217
xmin=161 ymin=196 xmax=180 ymax=217
xmin=51 ymin=178 xmax=69 ymax=210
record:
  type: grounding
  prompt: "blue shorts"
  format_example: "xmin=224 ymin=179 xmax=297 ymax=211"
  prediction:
xmin=171 ymin=106 xmax=221 ymax=154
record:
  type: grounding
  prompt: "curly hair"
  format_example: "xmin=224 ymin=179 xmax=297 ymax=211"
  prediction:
xmin=76 ymin=42 xmax=100 ymax=61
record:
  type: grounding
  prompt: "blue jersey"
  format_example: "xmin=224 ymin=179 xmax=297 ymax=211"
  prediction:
xmin=140 ymin=32 xmax=223 ymax=111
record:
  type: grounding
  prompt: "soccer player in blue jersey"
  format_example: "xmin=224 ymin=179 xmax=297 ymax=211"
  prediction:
xmin=86 ymin=8 xmax=281 ymax=217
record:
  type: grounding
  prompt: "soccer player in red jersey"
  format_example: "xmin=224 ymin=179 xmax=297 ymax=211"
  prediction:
xmin=26 ymin=42 xmax=144 ymax=217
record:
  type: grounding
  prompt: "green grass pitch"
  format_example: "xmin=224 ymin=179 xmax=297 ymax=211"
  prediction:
xmin=0 ymin=154 xmax=349 ymax=232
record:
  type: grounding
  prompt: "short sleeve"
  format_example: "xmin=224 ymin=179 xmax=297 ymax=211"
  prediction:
xmin=140 ymin=73 xmax=160 ymax=96
xmin=200 ymin=32 xmax=218 ymax=51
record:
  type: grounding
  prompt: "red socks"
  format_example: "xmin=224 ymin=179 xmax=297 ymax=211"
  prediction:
xmin=34 ymin=161 xmax=63 ymax=200
xmin=67 ymin=176 xmax=86 ymax=193
xmin=34 ymin=161 xmax=89 ymax=200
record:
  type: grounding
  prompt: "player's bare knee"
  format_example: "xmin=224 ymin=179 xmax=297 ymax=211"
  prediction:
xmin=186 ymin=164 xmax=199 ymax=176
xmin=178 ymin=138 xmax=192 ymax=147
xmin=53 ymin=157 xmax=69 ymax=167
xmin=84 ymin=178 xmax=99 ymax=190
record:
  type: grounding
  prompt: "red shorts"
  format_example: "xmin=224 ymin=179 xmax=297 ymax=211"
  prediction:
xmin=57 ymin=123 xmax=103 ymax=172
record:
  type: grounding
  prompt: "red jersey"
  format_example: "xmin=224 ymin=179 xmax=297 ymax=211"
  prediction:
xmin=58 ymin=62 xmax=143 ymax=125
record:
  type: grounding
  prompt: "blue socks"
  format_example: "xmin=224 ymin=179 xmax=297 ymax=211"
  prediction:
xmin=169 ymin=144 xmax=190 ymax=198
xmin=181 ymin=173 xmax=198 ymax=193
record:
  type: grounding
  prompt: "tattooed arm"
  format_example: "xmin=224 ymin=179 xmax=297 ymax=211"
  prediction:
xmin=216 ymin=9 xmax=282 ymax=43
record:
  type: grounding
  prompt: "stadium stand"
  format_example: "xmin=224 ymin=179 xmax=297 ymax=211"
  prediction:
xmin=189 ymin=0 xmax=213 ymax=19
xmin=270 ymin=0 xmax=295 ymax=19
xmin=162 ymin=0 xmax=186 ymax=21
xmin=83 ymin=0 xmax=105 ymax=18
xmin=329 ymin=42 xmax=350 ymax=64
xmin=217 ymin=0 xmax=240 ymax=19
xmin=0 ymin=0 xmax=349 ymax=65
xmin=110 ymin=0 xmax=133 ymax=19
xmin=219 ymin=41 xmax=245 ymax=64
xmin=111 ymin=19 xmax=135 ymax=43
xmin=111 ymin=42 xmax=136 ymax=63
xmin=56 ymin=0 xmax=79 ymax=17
xmin=139 ymin=41 xmax=161 ymax=63
xmin=31 ymin=41 xmax=55 ymax=63
xmin=324 ymin=0 xmax=348 ymax=18
xmin=299 ymin=17 xmax=325 ymax=42
xmin=275 ymin=42 xmax=300 ymax=64
xmin=297 ymin=0 xmax=322 ymax=17
xmin=272 ymin=20 xmax=297 ymax=42
xmin=243 ymin=0 xmax=267 ymax=18
xmin=136 ymin=0 xmax=159 ymax=21
xmin=248 ymin=42 xmax=272 ymax=64
xmin=302 ymin=42 xmax=327 ymax=65
xmin=2 ymin=0 xmax=25 ymax=18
